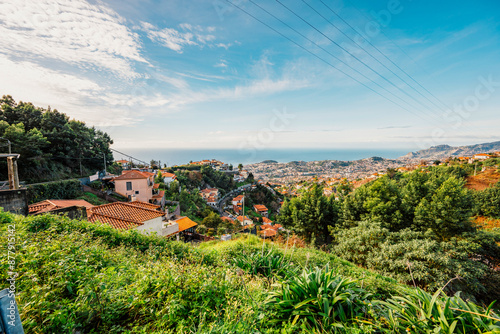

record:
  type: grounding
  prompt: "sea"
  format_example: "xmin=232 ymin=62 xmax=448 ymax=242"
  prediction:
xmin=114 ymin=148 xmax=413 ymax=167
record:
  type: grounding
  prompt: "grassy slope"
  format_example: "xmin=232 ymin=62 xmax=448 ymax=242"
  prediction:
xmin=1 ymin=211 xmax=497 ymax=333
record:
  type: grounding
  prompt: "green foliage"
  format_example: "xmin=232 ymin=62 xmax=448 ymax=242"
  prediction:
xmin=266 ymin=265 xmax=371 ymax=331
xmin=279 ymin=184 xmax=340 ymax=245
xmin=27 ymin=179 xmax=83 ymax=204
xmin=203 ymin=211 xmax=223 ymax=229
xmin=380 ymin=288 xmax=500 ymax=333
xmin=342 ymin=170 xmax=474 ymax=239
xmin=414 ymin=177 xmax=473 ymax=240
xmin=0 ymin=95 xmax=113 ymax=182
xmin=0 ymin=211 xmax=498 ymax=333
xmin=474 ymin=182 xmax=500 ymax=218
xmin=332 ymin=222 xmax=499 ymax=300
xmin=233 ymin=249 xmax=295 ymax=279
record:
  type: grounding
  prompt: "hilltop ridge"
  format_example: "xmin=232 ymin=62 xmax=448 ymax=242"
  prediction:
xmin=399 ymin=141 xmax=500 ymax=160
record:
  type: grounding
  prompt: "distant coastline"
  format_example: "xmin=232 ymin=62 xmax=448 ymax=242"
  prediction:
xmin=115 ymin=148 xmax=412 ymax=167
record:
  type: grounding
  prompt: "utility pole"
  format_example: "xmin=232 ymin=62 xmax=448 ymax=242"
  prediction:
xmin=103 ymin=153 xmax=107 ymax=175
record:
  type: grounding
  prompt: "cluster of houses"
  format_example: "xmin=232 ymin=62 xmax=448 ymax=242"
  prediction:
xmin=188 ymin=159 xmax=231 ymax=171
xmin=221 ymin=213 xmax=283 ymax=239
xmin=457 ymin=153 xmax=500 ymax=164
xmin=28 ymin=198 xmax=198 ymax=240
xmin=200 ymin=188 xmax=220 ymax=207
xmin=26 ymin=159 xmax=287 ymax=241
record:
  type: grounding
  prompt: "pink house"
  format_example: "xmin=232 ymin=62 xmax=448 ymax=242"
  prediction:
xmin=114 ymin=170 xmax=160 ymax=203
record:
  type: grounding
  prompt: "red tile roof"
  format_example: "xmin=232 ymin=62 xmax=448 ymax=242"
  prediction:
xmin=232 ymin=195 xmax=244 ymax=202
xmin=262 ymin=217 xmax=273 ymax=224
xmin=152 ymin=190 xmax=165 ymax=199
xmin=162 ymin=172 xmax=176 ymax=178
xmin=221 ymin=216 xmax=235 ymax=224
xmin=128 ymin=201 xmax=161 ymax=211
xmin=114 ymin=170 xmax=154 ymax=180
xmin=29 ymin=199 xmax=94 ymax=214
xmin=253 ymin=204 xmax=268 ymax=212
xmin=87 ymin=202 xmax=164 ymax=230
xmin=88 ymin=213 xmax=140 ymax=230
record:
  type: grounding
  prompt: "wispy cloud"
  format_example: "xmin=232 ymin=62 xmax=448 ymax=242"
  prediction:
xmin=0 ymin=0 xmax=147 ymax=78
xmin=141 ymin=21 xmax=219 ymax=53
xmin=214 ymin=60 xmax=228 ymax=68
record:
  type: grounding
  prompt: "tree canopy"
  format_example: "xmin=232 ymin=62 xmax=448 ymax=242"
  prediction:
xmin=0 ymin=95 xmax=113 ymax=182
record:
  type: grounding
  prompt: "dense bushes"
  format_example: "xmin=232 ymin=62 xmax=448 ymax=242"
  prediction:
xmin=332 ymin=222 xmax=497 ymax=299
xmin=279 ymin=166 xmax=500 ymax=305
xmin=26 ymin=179 xmax=82 ymax=204
xmin=1 ymin=211 xmax=498 ymax=333
xmin=474 ymin=182 xmax=500 ymax=218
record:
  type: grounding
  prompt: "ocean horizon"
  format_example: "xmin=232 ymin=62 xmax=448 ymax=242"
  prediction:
xmin=112 ymin=148 xmax=414 ymax=167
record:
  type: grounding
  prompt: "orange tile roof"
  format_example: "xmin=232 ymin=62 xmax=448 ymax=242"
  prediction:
xmin=162 ymin=172 xmax=176 ymax=178
xmin=233 ymin=195 xmax=244 ymax=201
xmin=128 ymin=201 xmax=161 ymax=211
xmin=88 ymin=213 xmax=140 ymax=230
xmin=262 ymin=217 xmax=273 ymax=224
xmin=237 ymin=216 xmax=251 ymax=222
xmin=116 ymin=160 xmax=129 ymax=164
xmin=152 ymin=190 xmax=165 ymax=199
xmin=29 ymin=199 xmax=94 ymax=214
xmin=253 ymin=204 xmax=268 ymax=212
xmin=221 ymin=216 xmax=235 ymax=224
xmin=174 ymin=217 xmax=198 ymax=232
xmin=88 ymin=202 xmax=164 ymax=230
xmin=114 ymin=170 xmax=154 ymax=180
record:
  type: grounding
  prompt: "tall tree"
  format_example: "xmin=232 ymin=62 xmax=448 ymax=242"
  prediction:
xmin=279 ymin=184 xmax=339 ymax=245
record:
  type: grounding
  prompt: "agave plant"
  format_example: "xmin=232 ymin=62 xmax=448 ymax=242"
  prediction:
xmin=265 ymin=265 xmax=370 ymax=331
xmin=233 ymin=249 xmax=295 ymax=278
xmin=380 ymin=288 xmax=500 ymax=333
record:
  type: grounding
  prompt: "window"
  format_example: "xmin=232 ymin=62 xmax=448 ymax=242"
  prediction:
xmin=135 ymin=191 xmax=139 ymax=194
xmin=126 ymin=182 xmax=132 ymax=191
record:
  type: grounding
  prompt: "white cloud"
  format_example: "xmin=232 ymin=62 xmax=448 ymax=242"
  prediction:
xmin=141 ymin=22 xmax=222 ymax=52
xmin=172 ymin=78 xmax=310 ymax=106
xmin=214 ymin=60 xmax=228 ymax=68
xmin=0 ymin=54 xmax=176 ymax=127
xmin=0 ymin=0 xmax=146 ymax=78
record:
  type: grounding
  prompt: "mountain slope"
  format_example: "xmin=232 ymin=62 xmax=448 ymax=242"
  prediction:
xmin=400 ymin=141 xmax=500 ymax=160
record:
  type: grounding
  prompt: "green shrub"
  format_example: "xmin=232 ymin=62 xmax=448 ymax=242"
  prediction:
xmin=26 ymin=179 xmax=82 ymax=204
xmin=266 ymin=265 xmax=371 ymax=331
xmin=333 ymin=222 xmax=495 ymax=300
xmin=233 ymin=249 xmax=296 ymax=279
xmin=380 ymin=288 xmax=500 ymax=333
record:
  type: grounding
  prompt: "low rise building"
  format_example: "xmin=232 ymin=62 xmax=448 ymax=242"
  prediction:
xmin=253 ymin=204 xmax=268 ymax=217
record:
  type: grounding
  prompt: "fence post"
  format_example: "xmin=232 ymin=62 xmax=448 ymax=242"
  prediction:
xmin=0 ymin=289 xmax=24 ymax=333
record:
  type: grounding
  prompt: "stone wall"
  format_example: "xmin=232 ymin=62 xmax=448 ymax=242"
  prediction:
xmin=0 ymin=189 xmax=28 ymax=216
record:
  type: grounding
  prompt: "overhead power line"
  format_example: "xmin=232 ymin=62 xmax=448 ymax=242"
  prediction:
xmin=225 ymin=0 xmax=428 ymax=121
xmin=109 ymin=148 xmax=148 ymax=166
xmin=301 ymin=0 xmax=447 ymax=114
xmin=245 ymin=0 xmax=428 ymax=117
xmin=274 ymin=0 xmax=441 ymax=119
xmin=316 ymin=0 xmax=451 ymax=111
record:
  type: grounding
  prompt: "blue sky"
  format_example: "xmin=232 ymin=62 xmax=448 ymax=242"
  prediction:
xmin=1 ymin=0 xmax=499 ymax=152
